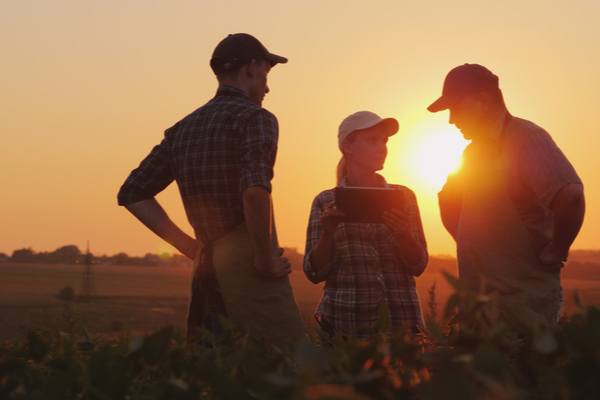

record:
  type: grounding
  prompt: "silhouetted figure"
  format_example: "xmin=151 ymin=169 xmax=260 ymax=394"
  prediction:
xmin=429 ymin=64 xmax=585 ymax=326
xmin=117 ymin=34 xmax=304 ymax=344
xmin=303 ymin=111 xmax=428 ymax=338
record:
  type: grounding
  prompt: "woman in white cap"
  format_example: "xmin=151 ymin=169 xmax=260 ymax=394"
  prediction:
xmin=303 ymin=111 xmax=428 ymax=338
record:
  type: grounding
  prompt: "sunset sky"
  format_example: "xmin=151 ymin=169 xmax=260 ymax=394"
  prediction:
xmin=1 ymin=0 xmax=599 ymax=258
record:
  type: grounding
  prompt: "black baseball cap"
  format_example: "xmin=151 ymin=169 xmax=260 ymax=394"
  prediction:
xmin=428 ymin=64 xmax=499 ymax=112
xmin=210 ymin=33 xmax=288 ymax=75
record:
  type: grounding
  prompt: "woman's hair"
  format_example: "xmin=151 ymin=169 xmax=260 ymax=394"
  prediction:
xmin=335 ymin=131 xmax=358 ymax=185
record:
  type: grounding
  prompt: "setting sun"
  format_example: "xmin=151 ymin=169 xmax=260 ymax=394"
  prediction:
xmin=412 ymin=130 xmax=467 ymax=189
xmin=386 ymin=110 xmax=468 ymax=194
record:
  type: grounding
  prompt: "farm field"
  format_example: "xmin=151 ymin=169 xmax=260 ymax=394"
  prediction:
xmin=1 ymin=261 xmax=599 ymax=342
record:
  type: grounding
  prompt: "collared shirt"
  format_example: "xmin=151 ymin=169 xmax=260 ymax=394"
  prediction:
xmin=502 ymin=115 xmax=582 ymax=251
xmin=117 ymin=86 xmax=279 ymax=244
xmin=487 ymin=109 xmax=508 ymax=140
xmin=443 ymin=112 xmax=582 ymax=253
xmin=303 ymin=176 xmax=428 ymax=337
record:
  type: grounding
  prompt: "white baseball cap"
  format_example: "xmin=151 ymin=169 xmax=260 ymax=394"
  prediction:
xmin=338 ymin=111 xmax=399 ymax=149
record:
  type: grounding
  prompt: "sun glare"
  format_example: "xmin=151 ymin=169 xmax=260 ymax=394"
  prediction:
xmin=413 ymin=131 xmax=467 ymax=188
xmin=386 ymin=110 xmax=468 ymax=195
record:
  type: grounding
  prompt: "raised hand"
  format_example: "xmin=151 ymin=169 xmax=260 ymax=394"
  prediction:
xmin=320 ymin=201 xmax=345 ymax=236
xmin=382 ymin=208 xmax=411 ymax=237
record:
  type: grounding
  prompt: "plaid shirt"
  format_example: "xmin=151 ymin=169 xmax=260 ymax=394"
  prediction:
xmin=303 ymin=176 xmax=427 ymax=337
xmin=118 ymin=86 xmax=278 ymax=244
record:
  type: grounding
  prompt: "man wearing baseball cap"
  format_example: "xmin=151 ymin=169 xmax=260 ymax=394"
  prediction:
xmin=118 ymin=33 xmax=304 ymax=344
xmin=429 ymin=64 xmax=585 ymax=328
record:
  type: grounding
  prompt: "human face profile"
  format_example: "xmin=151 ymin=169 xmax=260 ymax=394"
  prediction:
xmin=344 ymin=124 xmax=389 ymax=172
xmin=248 ymin=59 xmax=271 ymax=106
xmin=448 ymin=93 xmax=487 ymax=141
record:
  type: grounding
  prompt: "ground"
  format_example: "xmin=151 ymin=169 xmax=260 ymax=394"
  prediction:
xmin=1 ymin=256 xmax=599 ymax=342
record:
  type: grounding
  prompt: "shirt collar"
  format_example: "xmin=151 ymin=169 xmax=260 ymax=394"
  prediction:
xmin=215 ymin=85 xmax=252 ymax=101
xmin=340 ymin=173 xmax=389 ymax=188
xmin=487 ymin=109 xmax=508 ymax=140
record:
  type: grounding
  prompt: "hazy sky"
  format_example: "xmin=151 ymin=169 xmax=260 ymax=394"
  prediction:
xmin=1 ymin=0 xmax=599 ymax=257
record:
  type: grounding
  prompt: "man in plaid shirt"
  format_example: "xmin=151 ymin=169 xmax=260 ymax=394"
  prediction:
xmin=118 ymin=34 xmax=304 ymax=344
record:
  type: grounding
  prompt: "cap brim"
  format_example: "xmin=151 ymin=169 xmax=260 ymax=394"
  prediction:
xmin=427 ymin=96 xmax=452 ymax=113
xmin=379 ymin=118 xmax=399 ymax=136
xmin=356 ymin=117 xmax=399 ymax=136
xmin=265 ymin=53 xmax=288 ymax=66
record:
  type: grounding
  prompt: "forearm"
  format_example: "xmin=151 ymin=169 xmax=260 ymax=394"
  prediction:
xmin=124 ymin=199 xmax=197 ymax=259
xmin=550 ymin=183 xmax=585 ymax=255
xmin=308 ymin=232 xmax=335 ymax=273
xmin=394 ymin=231 xmax=423 ymax=267
xmin=242 ymin=186 xmax=275 ymax=274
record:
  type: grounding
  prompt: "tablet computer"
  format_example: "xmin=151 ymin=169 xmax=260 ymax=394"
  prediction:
xmin=334 ymin=186 xmax=404 ymax=224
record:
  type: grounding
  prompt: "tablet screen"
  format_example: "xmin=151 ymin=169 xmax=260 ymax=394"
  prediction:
xmin=334 ymin=186 xmax=404 ymax=224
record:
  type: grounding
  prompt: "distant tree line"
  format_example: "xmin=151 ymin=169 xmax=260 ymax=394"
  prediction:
xmin=2 ymin=246 xmax=597 ymax=274
xmin=0 ymin=245 xmax=192 ymax=267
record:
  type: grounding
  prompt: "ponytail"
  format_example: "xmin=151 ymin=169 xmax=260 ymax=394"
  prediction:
xmin=336 ymin=156 xmax=347 ymax=186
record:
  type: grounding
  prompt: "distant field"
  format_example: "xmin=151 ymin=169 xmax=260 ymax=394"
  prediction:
xmin=1 ymin=262 xmax=599 ymax=341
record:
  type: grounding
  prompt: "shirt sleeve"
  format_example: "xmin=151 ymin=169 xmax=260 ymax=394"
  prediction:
xmin=303 ymin=192 xmax=333 ymax=284
xmin=117 ymin=139 xmax=175 ymax=205
xmin=518 ymin=125 xmax=582 ymax=208
xmin=238 ymin=110 xmax=278 ymax=193
xmin=399 ymin=188 xmax=428 ymax=277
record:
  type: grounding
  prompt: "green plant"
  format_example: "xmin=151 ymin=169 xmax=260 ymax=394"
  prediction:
xmin=1 ymin=273 xmax=600 ymax=399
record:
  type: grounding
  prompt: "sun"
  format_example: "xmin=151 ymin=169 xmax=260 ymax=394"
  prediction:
xmin=412 ymin=130 xmax=467 ymax=189
xmin=385 ymin=109 xmax=468 ymax=194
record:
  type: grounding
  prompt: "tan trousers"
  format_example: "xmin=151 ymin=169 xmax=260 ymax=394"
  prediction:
xmin=191 ymin=222 xmax=305 ymax=345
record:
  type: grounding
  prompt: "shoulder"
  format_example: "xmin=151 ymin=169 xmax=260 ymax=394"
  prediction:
xmin=507 ymin=116 xmax=555 ymax=145
xmin=237 ymin=106 xmax=279 ymax=138
xmin=162 ymin=105 xmax=207 ymax=138
xmin=389 ymin=184 xmax=417 ymax=199
xmin=252 ymin=107 xmax=278 ymax=125
xmin=311 ymin=188 xmax=336 ymax=208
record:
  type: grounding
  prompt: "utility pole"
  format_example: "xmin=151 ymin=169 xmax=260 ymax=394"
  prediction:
xmin=80 ymin=241 xmax=97 ymax=303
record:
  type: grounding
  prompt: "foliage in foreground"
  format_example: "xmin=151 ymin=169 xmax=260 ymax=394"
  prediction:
xmin=1 ymin=275 xmax=600 ymax=400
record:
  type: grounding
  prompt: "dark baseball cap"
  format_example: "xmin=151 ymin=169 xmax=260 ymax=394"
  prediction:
xmin=210 ymin=33 xmax=288 ymax=75
xmin=428 ymin=64 xmax=499 ymax=112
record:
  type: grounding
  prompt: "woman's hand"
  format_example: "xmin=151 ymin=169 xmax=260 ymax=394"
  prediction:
xmin=383 ymin=208 xmax=423 ymax=267
xmin=383 ymin=208 xmax=411 ymax=238
xmin=321 ymin=201 xmax=345 ymax=236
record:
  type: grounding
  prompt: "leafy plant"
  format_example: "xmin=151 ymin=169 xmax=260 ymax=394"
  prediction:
xmin=1 ymin=273 xmax=600 ymax=399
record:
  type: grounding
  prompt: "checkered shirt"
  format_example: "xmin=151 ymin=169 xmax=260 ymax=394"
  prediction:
xmin=117 ymin=86 xmax=278 ymax=244
xmin=303 ymin=176 xmax=427 ymax=337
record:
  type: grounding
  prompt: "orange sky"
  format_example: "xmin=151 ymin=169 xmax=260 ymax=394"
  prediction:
xmin=1 ymin=0 xmax=599 ymax=257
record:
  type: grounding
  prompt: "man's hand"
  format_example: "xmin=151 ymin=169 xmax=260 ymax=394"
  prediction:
xmin=257 ymin=247 xmax=292 ymax=278
xmin=180 ymin=238 xmax=199 ymax=260
xmin=540 ymin=183 xmax=585 ymax=268
xmin=539 ymin=241 xmax=568 ymax=266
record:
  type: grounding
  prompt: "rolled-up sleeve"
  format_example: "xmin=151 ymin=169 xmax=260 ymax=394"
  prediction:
xmin=117 ymin=139 xmax=175 ymax=206
xmin=239 ymin=110 xmax=278 ymax=193
xmin=303 ymin=193 xmax=333 ymax=284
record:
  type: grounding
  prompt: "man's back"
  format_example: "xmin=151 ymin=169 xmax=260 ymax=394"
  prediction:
xmin=118 ymin=85 xmax=279 ymax=244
